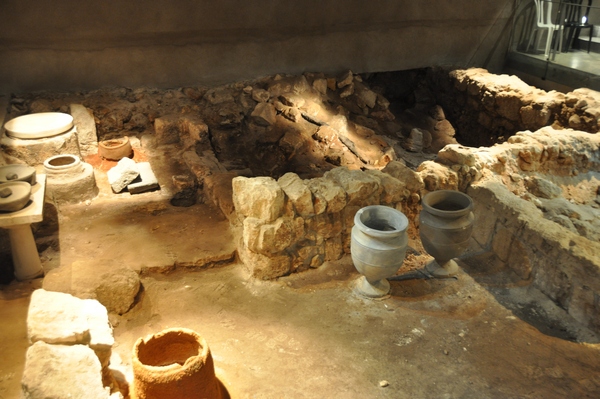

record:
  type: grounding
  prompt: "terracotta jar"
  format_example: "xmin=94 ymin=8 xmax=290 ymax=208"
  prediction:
xmin=98 ymin=136 xmax=132 ymax=161
xmin=131 ymin=328 xmax=226 ymax=399
xmin=419 ymin=190 xmax=474 ymax=277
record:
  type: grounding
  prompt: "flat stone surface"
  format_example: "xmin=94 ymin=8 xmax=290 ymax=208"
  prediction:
xmin=107 ymin=158 xmax=139 ymax=193
xmin=127 ymin=162 xmax=159 ymax=194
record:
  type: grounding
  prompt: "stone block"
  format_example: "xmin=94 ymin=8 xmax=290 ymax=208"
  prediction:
xmin=251 ymin=102 xmax=277 ymax=126
xmin=94 ymin=267 xmax=141 ymax=315
xmin=127 ymin=162 xmax=159 ymax=194
xmin=307 ymin=177 xmax=347 ymax=213
xmin=153 ymin=114 xmax=181 ymax=145
xmin=365 ymin=169 xmax=407 ymax=204
xmin=22 ymin=342 xmax=111 ymax=399
xmin=324 ymin=167 xmax=380 ymax=206
xmin=524 ymin=176 xmax=562 ymax=199
xmin=382 ymin=161 xmax=424 ymax=193
xmin=491 ymin=226 xmax=514 ymax=263
xmin=238 ymin=245 xmax=291 ymax=280
xmin=70 ymin=104 xmax=98 ymax=157
xmin=232 ymin=176 xmax=285 ymax=222
xmin=107 ymin=157 xmax=139 ymax=193
xmin=277 ymin=173 xmax=314 ymax=217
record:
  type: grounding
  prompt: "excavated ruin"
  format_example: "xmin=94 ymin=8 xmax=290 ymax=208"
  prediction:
xmin=1 ymin=67 xmax=600 ymax=398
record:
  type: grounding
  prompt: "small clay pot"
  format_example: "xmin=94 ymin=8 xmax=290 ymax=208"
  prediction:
xmin=131 ymin=328 xmax=226 ymax=399
xmin=98 ymin=136 xmax=132 ymax=161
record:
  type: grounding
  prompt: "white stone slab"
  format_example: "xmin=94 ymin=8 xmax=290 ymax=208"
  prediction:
xmin=127 ymin=162 xmax=159 ymax=194
xmin=107 ymin=158 xmax=139 ymax=193
xmin=22 ymin=341 xmax=111 ymax=399
xmin=4 ymin=112 xmax=74 ymax=139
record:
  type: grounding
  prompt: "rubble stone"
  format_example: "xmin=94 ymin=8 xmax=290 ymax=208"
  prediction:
xmin=107 ymin=158 xmax=139 ymax=193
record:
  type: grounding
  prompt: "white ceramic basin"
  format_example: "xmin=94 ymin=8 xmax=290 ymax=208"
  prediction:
xmin=3 ymin=112 xmax=74 ymax=139
xmin=0 ymin=181 xmax=32 ymax=212
xmin=0 ymin=164 xmax=37 ymax=184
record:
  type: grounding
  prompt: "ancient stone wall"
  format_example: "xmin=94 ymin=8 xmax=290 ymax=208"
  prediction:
xmin=430 ymin=68 xmax=600 ymax=147
xmin=421 ymin=127 xmax=600 ymax=332
xmin=231 ymin=163 xmax=424 ymax=280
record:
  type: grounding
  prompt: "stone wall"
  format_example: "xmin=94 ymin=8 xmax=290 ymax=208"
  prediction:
xmin=231 ymin=163 xmax=423 ymax=279
xmin=420 ymin=127 xmax=600 ymax=332
xmin=430 ymin=68 xmax=600 ymax=147
xmin=231 ymin=125 xmax=600 ymax=332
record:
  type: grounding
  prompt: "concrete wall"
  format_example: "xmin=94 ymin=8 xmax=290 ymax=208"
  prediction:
xmin=0 ymin=0 xmax=515 ymax=93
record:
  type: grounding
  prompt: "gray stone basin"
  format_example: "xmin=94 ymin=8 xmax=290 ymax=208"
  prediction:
xmin=0 ymin=164 xmax=37 ymax=185
xmin=0 ymin=181 xmax=32 ymax=212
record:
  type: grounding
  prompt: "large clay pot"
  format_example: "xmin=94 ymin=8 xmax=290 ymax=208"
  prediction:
xmin=419 ymin=190 xmax=474 ymax=278
xmin=131 ymin=328 xmax=226 ymax=399
xmin=351 ymin=205 xmax=409 ymax=297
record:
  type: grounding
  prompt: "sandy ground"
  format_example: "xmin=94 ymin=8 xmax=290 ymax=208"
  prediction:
xmin=0 ymin=127 xmax=599 ymax=399
xmin=2 ymin=196 xmax=600 ymax=399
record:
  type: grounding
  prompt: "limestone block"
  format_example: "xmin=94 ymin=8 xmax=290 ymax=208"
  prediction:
xmin=259 ymin=218 xmax=295 ymax=254
xmin=243 ymin=217 xmax=263 ymax=252
xmin=251 ymin=102 xmax=277 ymax=126
xmin=306 ymin=212 xmax=343 ymax=240
xmin=179 ymin=115 xmax=210 ymax=149
xmin=22 ymin=342 xmax=111 ymax=399
xmin=204 ymin=87 xmax=235 ymax=105
xmin=251 ymin=88 xmax=270 ymax=103
xmin=107 ymin=157 xmax=139 ymax=193
xmin=232 ymin=176 xmax=285 ymax=222
xmin=94 ymin=267 xmax=141 ymax=315
xmin=524 ymin=176 xmax=562 ymax=199
xmin=127 ymin=162 xmax=159 ymax=194
xmin=356 ymin=85 xmax=378 ymax=109
xmin=382 ymin=161 xmax=424 ymax=193
xmin=70 ymin=104 xmax=98 ymax=157
xmin=417 ymin=161 xmax=459 ymax=192
xmin=153 ymin=114 xmax=181 ymax=145
xmin=279 ymin=92 xmax=305 ymax=108
xmin=307 ymin=177 xmax=347 ymax=213
xmin=83 ymin=299 xmax=115 ymax=368
xmin=405 ymin=128 xmax=424 ymax=152
xmin=238 ymin=245 xmax=291 ymax=280
xmin=437 ymin=144 xmax=478 ymax=167
xmin=278 ymin=173 xmax=314 ymax=217
xmin=312 ymin=78 xmax=328 ymax=95
xmin=204 ymin=172 xmax=237 ymax=218
xmin=27 ymin=289 xmax=90 ymax=345
xmin=324 ymin=167 xmax=380 ymax=206
xmin=495 ymin=92 xmax=522 ymax=121
xmin=365 ymin=170 xmax=407 ymax=205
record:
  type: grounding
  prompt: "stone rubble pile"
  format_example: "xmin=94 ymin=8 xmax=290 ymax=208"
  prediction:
xmin=22 ymin=289 xmax=124 ymax=399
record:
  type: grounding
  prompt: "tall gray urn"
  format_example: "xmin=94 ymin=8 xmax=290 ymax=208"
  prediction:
xmin=419 ymin=190 xmax=474 ymax=278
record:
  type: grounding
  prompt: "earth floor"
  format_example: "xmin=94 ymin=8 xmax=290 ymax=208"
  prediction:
xmin=1 ymin=218 xmax=600 ymax=398
xmin=1 ymin=145 xmax=600 ymax=399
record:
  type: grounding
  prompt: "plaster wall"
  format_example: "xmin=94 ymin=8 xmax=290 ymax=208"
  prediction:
xmin=0 ymin=0 xmax=515 ymax=93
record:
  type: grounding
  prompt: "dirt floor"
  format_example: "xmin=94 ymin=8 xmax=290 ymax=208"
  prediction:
xmin=2 ymin=182 xmax=600 ymax=398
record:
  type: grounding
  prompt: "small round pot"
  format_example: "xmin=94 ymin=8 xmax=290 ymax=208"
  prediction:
xmin=131 ymin=328 xmax=225 ymax=399
xmin=419 ymin=190 xmax=474 ymax=277
xmin=98 ymin=136 xmax=132 ymax=161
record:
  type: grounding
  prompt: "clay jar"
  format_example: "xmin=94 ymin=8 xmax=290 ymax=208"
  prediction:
xmin=98 ymin=136 xmax=132 ymax=161
xmin=419 ymin=190 xmax=474 ymax=277
xmin=131 ymin=328 xmax=226 ymax=399
xmin=351 ymin=205 xmax=409 ymax=297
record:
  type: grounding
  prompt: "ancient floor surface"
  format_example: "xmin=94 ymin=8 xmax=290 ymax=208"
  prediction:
xmin=1 ymin=142 xmax=599 ymax=399
xmin=2 ymin=205 xmax=600 ymax=398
